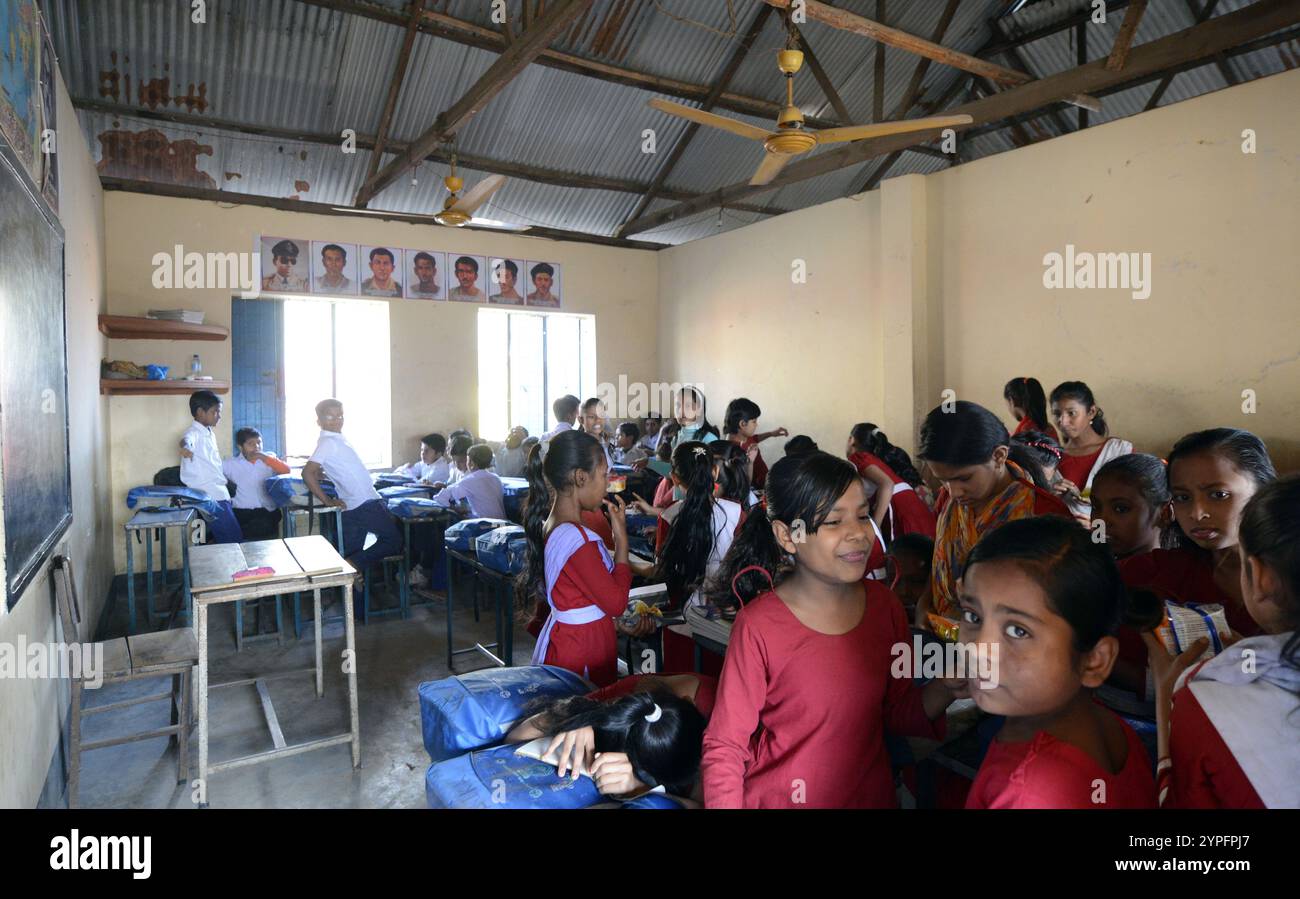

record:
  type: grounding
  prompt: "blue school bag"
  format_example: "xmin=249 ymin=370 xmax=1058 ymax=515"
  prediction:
xmin=444 ymin=517 xmax=511 ymax=552
xmin=425 ymin=743 xmax=601 ymax=809
xmin=475 ymin=526 xmax=528 ymax=574
xmin=418 ymin=665 xmax=591 ymax=763
xmin=125 ymin=485 xmax=223 ymax=519
xmin=499 ymin=477 xmax=530 ymax=522
xmin=622 ymin=793 xmax=684 ymax=810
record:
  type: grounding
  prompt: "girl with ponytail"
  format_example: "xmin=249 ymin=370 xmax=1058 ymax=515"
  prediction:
xmin=700 ymin=452 xmax=962 ymax=808
xmin=516 ymin=430 xmax=632 ymax=687
xmin=847 ymin=422 xmax=937 ymax=541
xmin=1049 ymin=380 xmax=1133 ymax=517
xmin=1003 ymin=377 xmax=1058 ymax=441
xmin=916 ymin=401 xmax=1073 ymax=632
xmin=655 ymin=441 xmax=745 ymax=609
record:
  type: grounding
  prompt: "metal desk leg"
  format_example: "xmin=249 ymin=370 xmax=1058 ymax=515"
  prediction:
xmin=196 ymin=599 xmax=209 ymax=808
xmin=161 ymin=526 xmax=169 ymax=593
xmin=343 ymin=583 xmax=361 ymax=768
xmin=313 ymin=588 xmax=324 ymax=698
xmin=181 ymin=535 xmax=192 ymax=626
xmin=445 ymin=555 xmax=456 ymax=670
xmin=126 ymin=533 xmax=136 ymax=635
xmin=145 ymin=529 xmax=154 ymax=621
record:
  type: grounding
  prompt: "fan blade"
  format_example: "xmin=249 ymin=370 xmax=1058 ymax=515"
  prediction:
xmin=449 ymin=174 xmax=507 ymax=215
xmin=648 ymin=98 xmax=772 ymax=142
xmin=749 ymin=151 xmax=791 ymax=186
xmin=814 ymin=114 xmax=974 ymax=145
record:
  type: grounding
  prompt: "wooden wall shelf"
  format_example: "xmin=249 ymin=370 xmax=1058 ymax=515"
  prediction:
xmin=101 ymin=379 xmax=230 ymax=396
xmin=99 ymin=315 xmax=229 ymax=341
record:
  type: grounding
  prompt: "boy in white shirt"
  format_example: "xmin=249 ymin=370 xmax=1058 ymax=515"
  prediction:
xmin=431 ymin=445 xmax=506 ymax=519
xmin=397 ymin=432 xmax=451 ymax=484
xmin=539 ymin=395 xmax=580 ymax=445
xmin=223 ymin=427 xmax=290 ymax=540
xmin=302 ymin=399 xmax=402 ymax=574
xmin=178 ymin=391 xmax=243 ymax=544
xmin=432 ymin=435 xmax=474 ymax=489
xmin=613 ymin=422 xmax=648 ymax=465
xmin=493 ymin=426 xmax=528 ymax=478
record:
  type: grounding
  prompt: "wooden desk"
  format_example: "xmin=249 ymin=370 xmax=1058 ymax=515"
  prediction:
xmin=189 ymin=536 xmax=358 ymax=807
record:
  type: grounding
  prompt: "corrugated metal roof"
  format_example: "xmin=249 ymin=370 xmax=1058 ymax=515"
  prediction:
xmin=44 ymin=0 xmax=1300 ymax=246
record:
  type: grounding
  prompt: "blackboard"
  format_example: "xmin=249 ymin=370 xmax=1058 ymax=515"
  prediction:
xmin=0 ymin=138 xmax=70 ymax=608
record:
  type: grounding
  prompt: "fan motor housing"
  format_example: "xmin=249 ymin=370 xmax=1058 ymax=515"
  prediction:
xmin=765 ymin=130 xmax=817 ymax=156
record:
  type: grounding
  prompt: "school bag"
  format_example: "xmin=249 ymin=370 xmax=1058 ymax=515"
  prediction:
xmin=475 ymin=526 xmax=528 ymax=574
xmin=417 ymin=664 xmax=590 ymax=763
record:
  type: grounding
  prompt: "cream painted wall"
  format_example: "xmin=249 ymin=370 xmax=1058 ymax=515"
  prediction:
xmin=931 ymin=67 xmax=1300 ymax=468
xmin=658 ymin=190 xmax=885 ymax=457
xmin=103 ymin=194 xmax=658 ymax=570
xmin=658 ymin=68 xmax=1300 ymax=472
xmin=0 ymin=72 xmax=112 ymax=808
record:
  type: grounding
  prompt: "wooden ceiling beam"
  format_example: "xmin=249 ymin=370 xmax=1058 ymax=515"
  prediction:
xmin=622 ymin=0 xmax=1300 ymax=235
xmin=355 ymin=0 xmax=594 ymax=207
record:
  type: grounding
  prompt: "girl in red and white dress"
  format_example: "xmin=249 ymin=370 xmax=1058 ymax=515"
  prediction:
xmin=1144 ymin=475 xmax=1300 ymax=809
xmin=1049 ymin=380 xmax=1132 ymax=518
xmin=700 ymin=452 xmax=962 ymax=808
xmin=961 ymin=516 xmax=1156 ymax=809
xmin=847 ymin=422 xmax=936 ymax=541
xmin=722 ymin=397 xmax=787 ymax=490
xmin=519 ymin=430 xmax=633 ymax=687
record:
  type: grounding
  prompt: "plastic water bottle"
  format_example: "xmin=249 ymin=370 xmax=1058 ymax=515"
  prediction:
xmin=191 ymin=354 xmax=202 ymax=378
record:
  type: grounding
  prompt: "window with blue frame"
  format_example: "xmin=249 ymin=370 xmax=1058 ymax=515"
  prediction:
xmin=231 ymin=297 xmax=392 ymax=469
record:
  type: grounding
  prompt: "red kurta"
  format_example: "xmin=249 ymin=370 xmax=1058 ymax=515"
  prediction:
xmin=966 ymin=712 xmax=1156 ymax=809
xmin=1119 ymin=548 xmax=1261 ymax=642
xmin=1012 ymin=417 xmax=1059 ymax=442
xmin=652 ymin=476 xmax=675 ymax=509
xmin=1165 ymin=682 xmax=1264 ymax=809
xmin=701 ymin=580 xmax=944 ymax=808
xmin=849 ymin=450 xmax=937 ymax=539
xmin=587 ymin=674 xmax=719 ymax=720
xmin=1057 ymin=446 xmax=1104 ymax=488
xmin=540 ymin=537 xmax=632 ymax=687
xmin=739 ymin=436 xmax=768 ymax=489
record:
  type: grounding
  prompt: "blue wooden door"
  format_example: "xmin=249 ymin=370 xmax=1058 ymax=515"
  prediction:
xmin=231 ymin=298 xmax=285 ymax=455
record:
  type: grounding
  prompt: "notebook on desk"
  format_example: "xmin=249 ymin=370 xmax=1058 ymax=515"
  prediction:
xmin=283 ymin=535 xmax=348 ymax=577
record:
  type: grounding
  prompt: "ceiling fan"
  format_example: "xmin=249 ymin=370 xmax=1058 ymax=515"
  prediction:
xmin=648 ymin=49 xmax=973 ymax=186
xmin=434 ymin=156 xmax=507 ymax=227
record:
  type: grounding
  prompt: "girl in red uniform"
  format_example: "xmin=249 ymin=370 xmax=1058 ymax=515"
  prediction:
xmin=1088 ymin=453 xmax=1174 ymax=706
xmin=1119 ymin=428 xmax=1277 ymax=641
xmin=722 ymin=397 xmax=787 ymax=490
xmin=519 ymin=430 xmax=632 ymax=687
xmin=915 ymin=401 xmax=1073 ymax=632
xmin=1003 ymin=376 xmax=1058 ymax=441
xmin=1144 ymin=475 xmax=1300 ymax=808
xmin=1049 ymin=381 xmax=1133 ymax=517
xmin=847 ymin=422 xmax=936 ymax=540
xmin=699 ymin=452 xmax=963 ymax=808
xmin=961 ymin=516 xmax=1156 ymax=809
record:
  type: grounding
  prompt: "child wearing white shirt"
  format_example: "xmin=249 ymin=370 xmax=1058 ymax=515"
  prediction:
xmin=223 ymin=427 xmax=290 ymax=539
xmin=431 ymin=445 xmax=506 ymax=519
xmin=397 ymin=432 xmax=452 ymax=484
xmin=178 ymin=391 xmax=243 ymax=544
xmin=302 ymin=399 xmax=402 ymax=574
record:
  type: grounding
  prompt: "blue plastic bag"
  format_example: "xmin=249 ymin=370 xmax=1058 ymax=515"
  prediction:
xmin=444 ymin=517 xmax=511 ymax=551
xmin=425 ymin=743 xmax=601 ymax=809
xmin=475 ymin=526 xmax=528 ymax=574
xmin=144 ymin=364 xmax=169 ymax=380
xmin=417 ymin=665 xmax=591 ymax=763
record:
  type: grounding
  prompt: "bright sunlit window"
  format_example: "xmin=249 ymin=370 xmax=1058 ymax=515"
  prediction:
xmin=478 ymin=309 xmax=595 ymax=441
xmin=283 ymin=298 xmax=392 ymax=468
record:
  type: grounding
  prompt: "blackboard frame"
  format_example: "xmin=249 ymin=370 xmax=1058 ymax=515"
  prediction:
xmin=0 ymin=132 xmax=71 ymax=609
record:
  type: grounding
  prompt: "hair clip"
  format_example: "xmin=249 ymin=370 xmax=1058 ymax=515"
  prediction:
xmin=644 ymin=703 xmax=663 ymax=723
xmin=692 ymin=446 xmax=708 ymax=458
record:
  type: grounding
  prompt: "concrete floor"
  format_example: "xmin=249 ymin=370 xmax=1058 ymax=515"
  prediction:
xmin=77 ymin=579 xmax=533 ymax=809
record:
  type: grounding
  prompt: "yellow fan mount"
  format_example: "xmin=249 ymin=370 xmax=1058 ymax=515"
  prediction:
xmin=766 ymin=49 xmax=816 ymax=156
xmin=434 ymin=172 xmax=470 ymax=226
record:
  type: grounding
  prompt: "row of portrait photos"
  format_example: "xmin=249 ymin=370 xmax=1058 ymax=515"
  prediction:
xmin=257 ymin=236 xmax=563 ymax=309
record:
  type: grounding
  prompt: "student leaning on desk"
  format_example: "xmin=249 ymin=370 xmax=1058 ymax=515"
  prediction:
xmin=301 ymin=399 xmax=403 ymax=590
